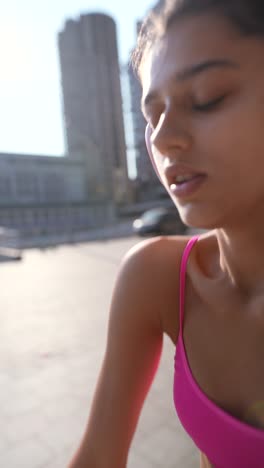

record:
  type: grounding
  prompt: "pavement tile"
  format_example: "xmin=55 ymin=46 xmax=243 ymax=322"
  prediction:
xmin=127 ymin=449 xmax=160 ymax=468
xmin=2 ymin=411 xmax=51 ymax=446
xmin=176 ymin=449 xmax=199 ymax=468
xmin=135 ymin=424 xmax=195 ymax=467
xmin=0 ymin=437 xmax=53 ymax=468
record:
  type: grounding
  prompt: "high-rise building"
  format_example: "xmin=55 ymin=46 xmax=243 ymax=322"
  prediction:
xmin=58 ymin=13 xmax=130 ymax=205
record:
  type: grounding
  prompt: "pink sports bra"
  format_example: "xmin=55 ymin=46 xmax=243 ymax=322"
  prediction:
xmin=173 ymin=236 xmax=264 ymax=467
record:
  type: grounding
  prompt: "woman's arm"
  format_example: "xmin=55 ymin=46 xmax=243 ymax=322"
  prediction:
xmin=68 ymin=239 xmax=167 ymax=468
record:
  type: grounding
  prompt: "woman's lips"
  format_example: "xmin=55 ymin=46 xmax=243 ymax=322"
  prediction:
xmin=169 ymin=174 xmax=207 ymax=198
xmin=164 ymin=163 xmax=207 ymax=198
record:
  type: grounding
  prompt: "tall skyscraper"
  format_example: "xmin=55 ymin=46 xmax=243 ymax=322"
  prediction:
xmin=58 ymin=13 xmax=130 ymax=205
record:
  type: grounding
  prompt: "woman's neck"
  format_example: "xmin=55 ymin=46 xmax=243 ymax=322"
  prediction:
xmin=216 ymin=225 xmax=264 ymax=298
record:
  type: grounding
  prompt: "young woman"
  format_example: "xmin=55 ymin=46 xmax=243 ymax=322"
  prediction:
xmin=69 ymin=1 xmax=264 ymax=466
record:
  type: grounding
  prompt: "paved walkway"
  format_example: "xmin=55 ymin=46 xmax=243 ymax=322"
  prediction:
xmin=0 ymin=234 xmax=200 ymax=467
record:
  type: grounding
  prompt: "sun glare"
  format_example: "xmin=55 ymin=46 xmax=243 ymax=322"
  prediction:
xmin=0 ymin=21 xmax=35 ymax=82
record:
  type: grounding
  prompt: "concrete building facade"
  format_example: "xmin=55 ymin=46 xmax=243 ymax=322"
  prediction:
xmin=0 ymin=152 xmax=113 ymax=238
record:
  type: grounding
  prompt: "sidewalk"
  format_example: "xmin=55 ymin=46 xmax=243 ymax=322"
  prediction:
xmin=18 ymin=220 xmax=135 ymax=250
xmin=0 ymin=234 xmax=200 ymax=468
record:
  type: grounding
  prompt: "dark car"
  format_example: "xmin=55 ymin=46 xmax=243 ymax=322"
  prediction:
xmin=133 ymin=207 xmax=186 ymax=236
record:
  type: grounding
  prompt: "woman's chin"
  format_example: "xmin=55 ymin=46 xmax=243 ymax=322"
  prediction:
xmin=176 ymin=206 xmax=220 ymax=231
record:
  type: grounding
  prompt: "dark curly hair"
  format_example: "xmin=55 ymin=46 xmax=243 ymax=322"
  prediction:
xmin=131 ymin=0 xmax=264 ymax=78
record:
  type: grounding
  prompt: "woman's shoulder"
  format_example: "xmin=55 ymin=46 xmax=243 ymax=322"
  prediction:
xmin=122 ymin=234 xmax=192 ymax=277
xmin=118 ymin=235 xmax=195 ymax=343
xmin=122 ymin=231 xmax=214 ymax=276
xmin=121 ymin=231 xmax=217 ymax=342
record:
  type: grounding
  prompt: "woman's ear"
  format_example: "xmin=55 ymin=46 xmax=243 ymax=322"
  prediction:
xmin=145 ymin=123 xmax=162 ymax=182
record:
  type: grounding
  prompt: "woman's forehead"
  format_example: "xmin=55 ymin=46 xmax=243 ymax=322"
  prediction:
xmin=141 ymin=13 xmax=243 ymax=90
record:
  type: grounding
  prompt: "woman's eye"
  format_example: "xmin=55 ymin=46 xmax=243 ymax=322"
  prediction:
xmin=192 ymin=95 xmax=226 ymax=112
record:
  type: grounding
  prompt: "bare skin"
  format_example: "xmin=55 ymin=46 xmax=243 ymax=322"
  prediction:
xmin=69 ymin=12 xmax=264 ymax=468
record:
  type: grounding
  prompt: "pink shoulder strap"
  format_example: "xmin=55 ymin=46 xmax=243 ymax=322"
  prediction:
xmin=179 ymin=236 xmax=199 ymax=333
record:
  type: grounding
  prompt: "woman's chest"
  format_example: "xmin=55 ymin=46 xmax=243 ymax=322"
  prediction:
xmin=181 ymin=284 xmax=264 ymax=430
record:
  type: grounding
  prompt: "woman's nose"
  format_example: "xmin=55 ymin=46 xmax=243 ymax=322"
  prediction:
xmin=150 ymin=108 xmax=192 ymax=156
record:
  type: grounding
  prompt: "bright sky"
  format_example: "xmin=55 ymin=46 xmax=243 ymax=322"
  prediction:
xmin=1 ymin=0 xmax=153 ymax=160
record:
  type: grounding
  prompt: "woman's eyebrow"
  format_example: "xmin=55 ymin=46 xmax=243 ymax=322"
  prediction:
xmin=141 ymin=58 xmax=239 ymax=112
xmin=176 ymin=58 xmax=239 ymax=81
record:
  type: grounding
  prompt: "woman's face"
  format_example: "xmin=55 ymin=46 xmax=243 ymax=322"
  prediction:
xmin=141 ymin=13 xmax=264 ymax=229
